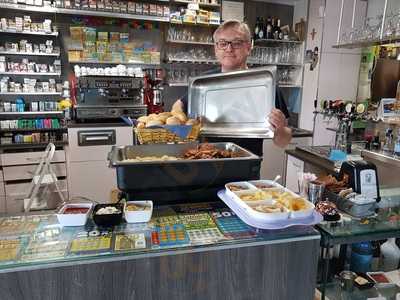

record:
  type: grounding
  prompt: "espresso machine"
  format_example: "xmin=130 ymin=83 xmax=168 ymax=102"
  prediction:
xmin=74 ymin=76 xmax=147 ymax=121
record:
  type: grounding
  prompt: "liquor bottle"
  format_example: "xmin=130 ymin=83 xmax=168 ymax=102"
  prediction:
xmin=258 ymin=17 xmax=265 ymax=40
xmin=273 ymin=18 xmax=282 ymax=40
xmin=266 ymin=16 xmax=273 ymax=40
xmin=254 ymin=17 xmax=260 ymax=41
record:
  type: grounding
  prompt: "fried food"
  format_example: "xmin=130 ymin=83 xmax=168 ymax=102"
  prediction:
xmin=239 ymin=190 xmax=268 ymax=201
xmin=254 ymin=203 xmax=285 ymax=213
xmin=183 ymin=143 xmax=237 ymax=159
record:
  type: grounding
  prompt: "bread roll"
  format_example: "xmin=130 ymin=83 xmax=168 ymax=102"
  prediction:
xmin=171 ymin=101 xmax=184 ymax=113
xmin=185 ymin=119 xmax=198 ymax=125
xmin=146 ymin=120 xmax=163 ymax=127
xmin=137 ymin=116 xmax=148 ymax=123
xmin=172 ymin=111 xmax=188 ymax=123
xmin=166 ymin=116 xmax=181 ymax=125
xmin=148 ymin=113 xmax=158 ymax=118
xmin=159 ymin=112 xmax=172 ymax=118
xmin=156 ymin=114 xmax=169 ymax=123
xmin=137 ymin=122 xmax=146 ymax=129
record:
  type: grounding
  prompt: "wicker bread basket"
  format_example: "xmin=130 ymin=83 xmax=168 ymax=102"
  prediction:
xmin=135 ymin=123 xmax=201 ymax=144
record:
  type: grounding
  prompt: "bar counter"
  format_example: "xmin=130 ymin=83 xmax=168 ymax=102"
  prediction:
xmin=0 ymin=202 xmax=320 ymax=300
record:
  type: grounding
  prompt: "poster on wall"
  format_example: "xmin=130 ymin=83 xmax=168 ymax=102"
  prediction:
xmin=222 ymin=1 xmax=244 ymax=22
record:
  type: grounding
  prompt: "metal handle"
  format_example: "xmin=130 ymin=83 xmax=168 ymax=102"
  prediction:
xmin=77 ymin=130 xmax=116 ymax=146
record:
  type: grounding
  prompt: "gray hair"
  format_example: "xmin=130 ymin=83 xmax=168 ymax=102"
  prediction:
xmin=213 ymin=19 xmax=252 ymax=42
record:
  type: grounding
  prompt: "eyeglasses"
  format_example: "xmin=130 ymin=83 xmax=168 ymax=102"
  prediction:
xmin=215 ymin=39 xmax=248 ymax=50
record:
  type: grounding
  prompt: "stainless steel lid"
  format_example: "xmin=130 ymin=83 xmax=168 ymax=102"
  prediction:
xmin=188 ymin=66 xmax=276 ymax=138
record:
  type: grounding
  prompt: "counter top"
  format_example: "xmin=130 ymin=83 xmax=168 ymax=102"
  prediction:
xmin=0 ymin=202 xmax=319 ymax=273
xmin=67 ymin=121 xmax=131 ymax=128
xmin=200 ymin=127 xmax=313 ymax=139
xmin=286 ymin=148 xmax=336 ymax=173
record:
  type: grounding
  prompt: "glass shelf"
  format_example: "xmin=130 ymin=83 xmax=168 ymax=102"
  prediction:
xmin=254 ymin=39 xmax=303 ymax=45
xmin=166 ymin=39 xmax=214 ymax=46
xmin=166 ymin=58 xmax=218 ymax=64
xmin=332 ymin=36 xmax=400 ymax=49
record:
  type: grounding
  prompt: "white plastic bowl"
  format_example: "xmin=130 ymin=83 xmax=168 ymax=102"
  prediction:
xmin=56 ymin=203 xmax=92 ymax=226
xmin=125 ymin=201 xmax=153 ymax=223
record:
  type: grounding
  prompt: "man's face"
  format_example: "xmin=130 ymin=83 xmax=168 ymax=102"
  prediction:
xmin=214 ymin=27 xmax=251 ymax=72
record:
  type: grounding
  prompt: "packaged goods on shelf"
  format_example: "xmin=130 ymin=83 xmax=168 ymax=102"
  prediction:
xmin=0 ymin=16 xmax=56 ymax=34
xmin=0 ymin=77 xmax=61 ymax=93
xmin=68 ymin=26 xmax=160 ymax=64
xmin=0 ymin=57 xmax=61 ymax=74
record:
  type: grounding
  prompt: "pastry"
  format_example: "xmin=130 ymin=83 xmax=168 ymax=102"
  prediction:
xmin=165 ymin=116 xmax=181 ymax=125
xmin=315 ymin=201 xmax=340 ymax=221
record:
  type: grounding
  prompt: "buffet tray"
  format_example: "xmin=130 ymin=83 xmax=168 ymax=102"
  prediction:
xmin=108 ymin=143 xmax=262 ymax=201
xmin=218 ymin=190 xmax=323 ymax=230
xmin=188 ymin=67 xmax=276 ymax=138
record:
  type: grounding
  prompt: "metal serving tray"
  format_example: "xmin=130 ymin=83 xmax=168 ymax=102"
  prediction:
xmin=188 ymin=66 xmax=276 ymax=138
xmin=108 ymin=142 xmax=262 ymax=203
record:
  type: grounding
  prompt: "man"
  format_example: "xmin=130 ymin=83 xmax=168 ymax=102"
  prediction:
xmin=175 ymin=19 xmax=292 ymax=151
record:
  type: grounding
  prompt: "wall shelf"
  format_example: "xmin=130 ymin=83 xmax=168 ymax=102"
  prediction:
xmin=69 ymin=61 xmax=160 ymax=67
xmin=254 ymin=39 xmax=303 ymax=45
xmin=0 ymin=2 xmax=169 ymax=22
xmin=0 ymin=72 xmax=61 ymax=76
xmin=0 ymin=51 xmax=60 ymax=57
xmin=0 ymin=92 xmax=62 ymax=96
xmin=0 ymin=29 xmax=58 ymax=37
xmin=0 ymin=141 xmax=67 ymax=150
xmin=0 ymin=111 xmax=64 ymax=119
xmin=0 ymin=128 xmax=67 ymax=133
xmin=332 ymin=36 xmax=400 ymax=49
xmin=166 ymin=58 xmax=218 ymax=64
xmin=166 ymin=39 xmax=214 ymax=46
xmin=172 ymin=0 xmax=220 ymax=8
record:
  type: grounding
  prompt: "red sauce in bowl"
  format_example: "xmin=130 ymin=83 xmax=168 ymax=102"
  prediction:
xmin=63 ymin=207 xmax=89 ymax=214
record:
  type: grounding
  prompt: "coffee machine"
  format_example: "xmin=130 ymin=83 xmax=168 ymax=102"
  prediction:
xmin=339 ymin=160 xmax=381 ymax=201
xmin=75 ymin=75 xmax=147 ymax=121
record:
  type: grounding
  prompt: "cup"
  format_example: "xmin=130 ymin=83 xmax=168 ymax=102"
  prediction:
xmin=339 ymin=270 xmax=357 ymax=292
xmin=308 ymin=181 xmax=325 ymax=204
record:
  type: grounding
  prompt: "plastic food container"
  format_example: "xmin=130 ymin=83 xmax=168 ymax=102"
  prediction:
xmin=225 ymin=181 xmax=256 ymax=197
xmin=227 ymin=180 xmax=316 ymax=223
xmin=124 ymin=201 xmax=153 ymax=223
xmin=246 ymin=200 xmax=290 ymax=222
xmin=248 ymin=179 xmax=282 ymax=189
xmin=289 ymin=199 xmax=315 ymax=219
xmin=93 ymin=203 xmax=124 ymax=227
xmin=56 ymin=203 xmax=93 ymax=226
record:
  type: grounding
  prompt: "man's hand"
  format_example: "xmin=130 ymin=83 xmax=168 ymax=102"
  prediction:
xmin=268 ymin=108 xmax=292 ymax=148
xmin=268 ymin=108 xmax=287 ymax=130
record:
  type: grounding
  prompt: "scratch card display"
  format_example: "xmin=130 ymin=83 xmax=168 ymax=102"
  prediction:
xmin=114 ymin=233 xmax=147 ymax=251
xmin=210 ymin=210 xmax=257 ymax=239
